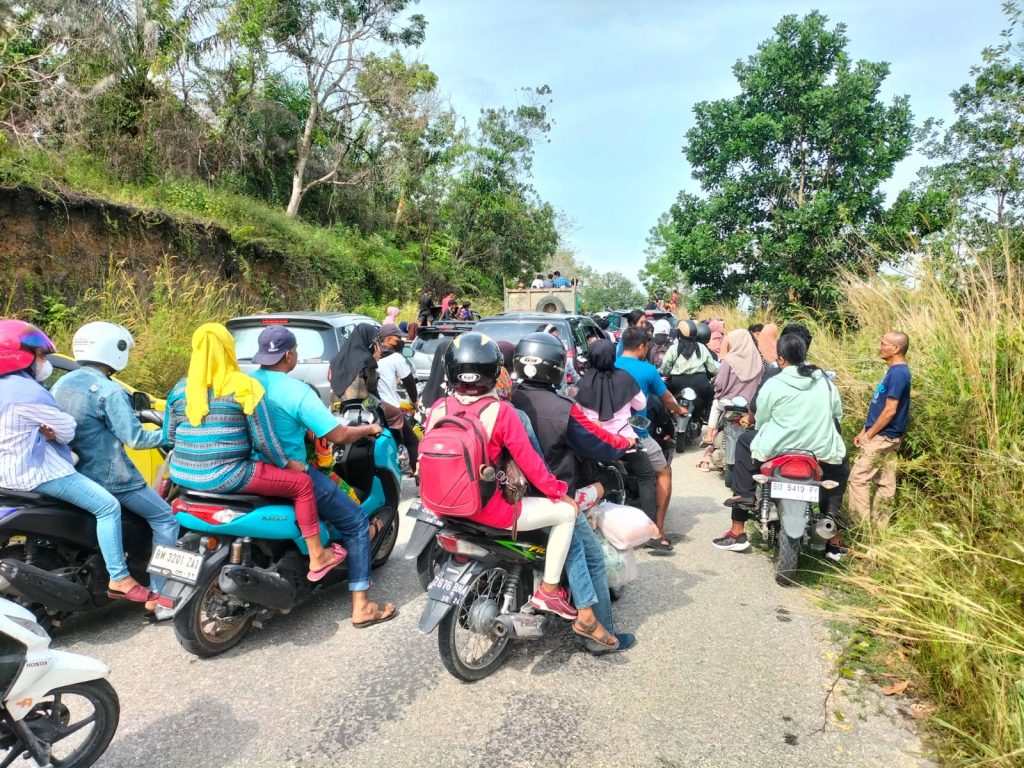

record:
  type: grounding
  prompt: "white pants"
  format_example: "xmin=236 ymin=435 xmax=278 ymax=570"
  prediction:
xmin=514 ymin=497 xmax=576 ymax=584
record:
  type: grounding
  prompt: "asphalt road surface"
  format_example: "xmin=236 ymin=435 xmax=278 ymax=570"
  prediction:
xmin=46 ymin=455 xmax=932 ymax=768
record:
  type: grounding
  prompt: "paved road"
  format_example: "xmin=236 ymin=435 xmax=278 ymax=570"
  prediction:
xmin=49 ymin=455 xmax=931 ymax=768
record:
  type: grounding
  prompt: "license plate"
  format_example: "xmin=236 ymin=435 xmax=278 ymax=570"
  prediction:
xmin=770 ymin=482 xmax=819 ymax=502
xmin=406 ymin=502 xmax=440 ymax=524
xmin=427 ymin=574 xmax=471 ymax=606
xmin=147 ymin=545 xmax=204 ymax=585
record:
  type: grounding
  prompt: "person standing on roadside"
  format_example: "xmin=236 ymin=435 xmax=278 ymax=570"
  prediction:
xmin=848 ymin=332 xmax=911 ymax=531
xmin=417 ymin=288 xmax=433 ymax=326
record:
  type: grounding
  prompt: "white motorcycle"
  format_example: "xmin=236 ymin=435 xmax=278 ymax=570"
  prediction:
xmin=0 ymin=598 xmax=118 ymax=768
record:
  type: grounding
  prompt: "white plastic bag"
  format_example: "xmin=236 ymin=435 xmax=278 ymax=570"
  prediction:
xmin=601 ymin=535 xmax=638 ymax=589
xmin=593 ymin=501 xmax=658 ymax=550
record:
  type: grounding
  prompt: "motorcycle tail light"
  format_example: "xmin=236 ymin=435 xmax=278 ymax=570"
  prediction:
xmin=436 ymin=534 xmax=460 ymax=554
xmin=172 ymin=499 xmax=245 ymax=525
xmin=778 ymin=460 xmax=817 ymax=481
xmin=436 ymin=534 xmax=488 ymax=558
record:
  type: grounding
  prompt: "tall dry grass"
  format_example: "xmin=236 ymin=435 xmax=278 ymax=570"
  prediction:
xmin=46 ymin=257 xmax=261 ymax=395
xmin=803 ymin=256 xmax=1024 ymax=766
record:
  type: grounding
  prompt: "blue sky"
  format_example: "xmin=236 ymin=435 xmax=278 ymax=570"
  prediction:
xmin=415 ymin=1 xmax=1008 ymax=281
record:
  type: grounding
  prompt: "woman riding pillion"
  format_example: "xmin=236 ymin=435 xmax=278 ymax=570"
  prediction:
xmin=0 ymin=320 xmax=153 ymax=604
xmin=424 ymin=333 xmax=580 ymax=620
xmin=163 ymin=324 xmax=344 ymax=581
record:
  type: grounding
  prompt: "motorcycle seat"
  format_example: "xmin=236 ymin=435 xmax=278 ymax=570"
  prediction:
xmin=179 ymin=491 xmax=283 ymax=508
xmin=443 ymin=517 xmax=547 ymax=545
xmin=0 ymin=489 xmax=44 ymax=502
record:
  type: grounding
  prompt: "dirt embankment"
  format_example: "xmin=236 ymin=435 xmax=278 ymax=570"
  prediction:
xmin=0 ymin=185 xmax=290 ymax=313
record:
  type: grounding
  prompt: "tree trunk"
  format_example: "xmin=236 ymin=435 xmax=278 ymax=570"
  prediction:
xmin=286 ymin=99 xmax=320 ymax=218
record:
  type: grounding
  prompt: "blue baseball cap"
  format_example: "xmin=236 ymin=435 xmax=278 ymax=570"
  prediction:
xmin=252 ymin=325 xmax=297 ymax=365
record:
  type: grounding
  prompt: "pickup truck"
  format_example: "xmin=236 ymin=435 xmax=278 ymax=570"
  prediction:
xmin=504 ymin=285 xmax=578 ymax=314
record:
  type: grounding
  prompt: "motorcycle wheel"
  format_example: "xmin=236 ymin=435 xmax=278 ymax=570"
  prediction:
xmin=9 ymin=678 xmax=120 ymax=768
xmin=371 ymin=509 xmax=399 ymax=568
xmin=173 ymin=569 xmax=253 ymax=658
xmin=775 ymin=532 xmax=801 ymax=587
xmin=416 ymin=540 xmax=444 ymax=591
xmin=437 ymin=567 xmax=514 ymax=682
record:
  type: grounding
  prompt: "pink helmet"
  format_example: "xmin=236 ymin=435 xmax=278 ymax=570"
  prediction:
xmin=0 ymin=319 xmax=55 ymax=376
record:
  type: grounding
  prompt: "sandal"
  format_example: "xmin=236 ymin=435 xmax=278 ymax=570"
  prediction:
xmin=107 ymin=584 xmax=152 ymax=603
xmin=696 ymin=460 xmax=711 ymax=472
xmin=353 ymin=602 xmax=398 ymax=629
xmin=307 ymin=548 xmax=345 ymax=583
xmin=368 ymin=516 xmax=385 ymax=541
xmin=643 ymin=537 xmax=673 ymax=553
xmin=572 ymin=618 xmax=619 ymax=654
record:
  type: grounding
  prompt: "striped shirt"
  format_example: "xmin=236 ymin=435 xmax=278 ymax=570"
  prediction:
xmin=0 ymin=403 xmax=77 ymax=491
xmin=162 ymin=380 xmax=289 ymax=493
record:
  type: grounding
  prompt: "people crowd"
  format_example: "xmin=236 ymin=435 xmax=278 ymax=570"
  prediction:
xmin=0 ymin=296 xmax=910 ymax=651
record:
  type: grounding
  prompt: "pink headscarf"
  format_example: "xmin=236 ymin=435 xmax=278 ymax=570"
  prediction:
xmin=757 ymin=323 xmax=779 ymax=365
xmin=723 ymin=329 xmax=763 ymax=382
xmin=385 ymin=306 xmax=400 ymax=325
xmin=707 ymin=319 xmax=726 ymax=354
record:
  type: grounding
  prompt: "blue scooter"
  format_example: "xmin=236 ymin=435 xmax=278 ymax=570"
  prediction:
xmin=151 ymin=398 xmax=402 ymax=657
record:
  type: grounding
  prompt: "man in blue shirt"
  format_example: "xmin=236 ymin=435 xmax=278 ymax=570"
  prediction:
xmin=250 ymin=326 xmax=397 ymax=628
xmin=615 ymin=327 xmax=687 ymax=552
xmin=552 ymin=271 xmax=571 ymax=288
xmin=848 ymin=331 xmax=911 ymax=530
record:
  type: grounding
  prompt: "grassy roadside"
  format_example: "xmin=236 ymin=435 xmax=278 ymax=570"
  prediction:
xmin=701 ymin=255 xmax=1024 ymax=766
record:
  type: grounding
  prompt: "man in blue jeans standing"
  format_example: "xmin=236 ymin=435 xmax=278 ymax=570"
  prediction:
xmin=250 ymin=326 xmax=397 ymax=628
xmin=51 ymin=321 xmax=179 ymax=610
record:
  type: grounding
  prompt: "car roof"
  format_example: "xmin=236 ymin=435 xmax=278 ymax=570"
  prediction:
xmin=227 ymin=312 xmax=378 ymax=329
xmin=480 ymin=312 xmax=592 ymax=322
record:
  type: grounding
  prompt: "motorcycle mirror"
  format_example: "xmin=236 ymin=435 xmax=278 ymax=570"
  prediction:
xmin=402 ymin=346 xmax=415 ymax=359
xmin=681 ymin=387 xmax=698 ymax=400
xmin=361 ymin=395 xmax=381 ymax=411
xmin=825 ymin=370 xmax=837 ymax=381
xmin=131 ymin=391 xmax=152 ymax=411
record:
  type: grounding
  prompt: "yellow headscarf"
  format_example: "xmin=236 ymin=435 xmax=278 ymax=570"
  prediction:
xmin=185 ymin=323 xmax=265 ymax=426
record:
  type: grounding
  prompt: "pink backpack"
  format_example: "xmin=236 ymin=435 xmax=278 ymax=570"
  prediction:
xmin=419 ymin=397 xmax=501 ymax=518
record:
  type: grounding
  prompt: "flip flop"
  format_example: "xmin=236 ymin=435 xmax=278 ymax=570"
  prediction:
xmin=107 ymin=584 xmax=152 ymax=603
xmin=330 ymin=543 xmax=348 ymax=561
xmin=307 ymin=549 xmax=345 ymax=583
xmin=353 ymin=603 xmax=398 ymax=629
xmin=643 ymin=537 xmax=674 ymax=553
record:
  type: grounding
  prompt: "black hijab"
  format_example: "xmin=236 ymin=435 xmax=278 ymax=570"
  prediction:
xmin=420 ymin=337 xmax=453 ymax=409
xmin=329 ymin=323 xmax=379 ymax=398
xmin=575 ymin=339 xmax=641 ymax=422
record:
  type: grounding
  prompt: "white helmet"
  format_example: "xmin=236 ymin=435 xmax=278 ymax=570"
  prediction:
xmin=72 ymin=321 xmax=135 ymax=372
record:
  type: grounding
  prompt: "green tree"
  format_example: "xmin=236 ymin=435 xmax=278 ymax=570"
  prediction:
xmin=920 ymin=1 xmax=1024 ymax=242
xmin=665 ymin=11 xmax=913 ymax=312
xmin=578 ymin=271 xmax=645 ymax=312
xmin=638 ymin=212 xmax=687 ymax=300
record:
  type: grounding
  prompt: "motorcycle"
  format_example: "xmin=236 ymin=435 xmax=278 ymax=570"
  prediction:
xmin=0 ymin=596 xmax=119 ymax=768
xmin=152 ymin=397 xmax=402 ymax=657
xmin=417 ymin=515 xmax=567 ymax=682
xmin=673 ymin=386 xmax=703 ymax=452
xmin=0 ymin=394 xmax=165 ymax=627
xmin=747 ymin=451 xmax=840 ymax=585
xmin=715 ymin=396 xmax=750 ymax=487
xmin=405 ymin=458 xmax=639 ymax=593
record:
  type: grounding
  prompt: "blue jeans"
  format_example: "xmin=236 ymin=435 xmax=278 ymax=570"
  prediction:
xmin=564 ymin=514 xmax=615 ymax=633
xmin=113 ymin=486 xmax=179 ymax=593
xmin=307 ymin=469 xmax=371 ymax=592
xmin=35 ymin=472 xmax=128 ymax=581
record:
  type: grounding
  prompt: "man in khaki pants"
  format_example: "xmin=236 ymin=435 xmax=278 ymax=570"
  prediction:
xmin=848 ymin=332 xmax=911 ymax=530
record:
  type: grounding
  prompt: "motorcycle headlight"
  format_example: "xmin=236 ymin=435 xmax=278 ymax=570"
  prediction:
xmin=7 ymin=616 xmax=48 ymax=639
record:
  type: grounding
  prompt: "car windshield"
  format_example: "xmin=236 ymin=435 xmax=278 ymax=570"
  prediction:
xmin=475 ymin=319 xmax=569 ymax=348
xmin=412 ymin=335 xmax=448 ymax=355
xmin=231 ymin=324 xmax=338 ymax=363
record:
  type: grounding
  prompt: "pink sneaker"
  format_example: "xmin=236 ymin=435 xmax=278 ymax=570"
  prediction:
xmin=529 ymin=585 xmax=578 ymax=620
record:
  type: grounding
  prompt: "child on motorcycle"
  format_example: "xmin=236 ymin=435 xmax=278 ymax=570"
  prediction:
xmin=424 ymin=333 xmax=580 ymax=621
xmin=163 ymin=324 xmax=344 ymax=582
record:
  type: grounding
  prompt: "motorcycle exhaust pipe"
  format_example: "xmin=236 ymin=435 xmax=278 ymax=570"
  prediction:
xmin=813 ymin=517 xmax=838 ymax=540
xmin=492 ymin=611 xmax=548 ymax=639
xmin=218 ymin=565 xmax=296 ymax=612
xmin=0 ymin=559 xmax=95 ymax=612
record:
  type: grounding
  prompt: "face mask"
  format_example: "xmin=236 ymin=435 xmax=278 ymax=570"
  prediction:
xmin=34 ymin=359 xmax=53 ymax=382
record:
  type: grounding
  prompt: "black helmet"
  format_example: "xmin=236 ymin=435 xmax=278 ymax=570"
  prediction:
xmin=444 ymin=332 xmax=503 ymax=396
xmin=693 ymin=322 xmax=711 ymax=344
xmin=513 ymin=332 xmax=566 ymax=387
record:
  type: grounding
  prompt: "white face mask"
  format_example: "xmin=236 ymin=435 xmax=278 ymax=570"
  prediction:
xmin=34 ymin=359 xmax=53 ymax=382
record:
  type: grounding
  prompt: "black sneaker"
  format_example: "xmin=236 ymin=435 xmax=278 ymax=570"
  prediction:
xmin=824 ymin=542 xmax=849 ymax=562
xmin=712 ymin=531 xmax=751 ymax=552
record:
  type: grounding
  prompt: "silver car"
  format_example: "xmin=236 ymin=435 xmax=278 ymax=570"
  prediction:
xmin=227 ymin=312 xmax=379 ymax=404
